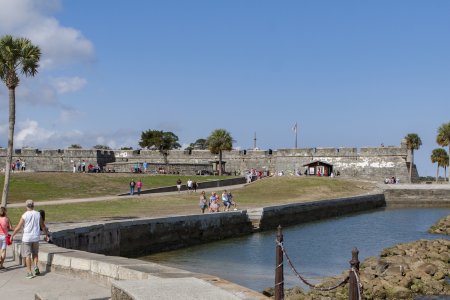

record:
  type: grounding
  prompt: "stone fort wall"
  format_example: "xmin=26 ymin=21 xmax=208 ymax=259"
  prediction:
xmin=0 ymin=140 xmax=417 ymax=182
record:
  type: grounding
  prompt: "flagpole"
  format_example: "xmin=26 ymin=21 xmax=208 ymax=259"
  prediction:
xmin=294 ymin=122 xmax=298 ymax=149
xmin=295 ymin=128 xmax=297 ymax=149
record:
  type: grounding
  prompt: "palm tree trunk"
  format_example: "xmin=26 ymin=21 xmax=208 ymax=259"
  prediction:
xmin=448 ymin=146 xmax=450 ymax=184
xmin=1 ymin=88 xmax=16 ymax=208
xmin=409 ymin=150 xmax=413 ymax=183
xmin=436 ymin=165 xmax=439 ymax=183
xmin=219 ymin=150 xmax=222 ymax=176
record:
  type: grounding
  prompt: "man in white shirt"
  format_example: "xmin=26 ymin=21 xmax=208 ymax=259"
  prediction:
xmin=10 ymin=200 xmax=48 ymax=279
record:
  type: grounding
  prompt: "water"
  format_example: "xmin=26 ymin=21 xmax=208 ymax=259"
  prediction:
xmin=141 ymin=207 xmax=449 ymax=292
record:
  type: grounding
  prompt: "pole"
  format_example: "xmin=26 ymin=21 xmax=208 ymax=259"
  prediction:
xmin=349 ymin=247 xmax=360 ymax=300
xmin=275 ymin=225 xmax=284 ymax=300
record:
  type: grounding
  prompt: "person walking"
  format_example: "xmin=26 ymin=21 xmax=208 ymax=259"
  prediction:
xmin=10 ymin=200 xmax=49 ymax=278
xmin=136 ymin=179 xmax=143 ymax=196
xmin=129 ymin=179 xmax=136 ymax=195
xmin=199 ymin=191 xmax=208 ymax=213
xmin=176 ymin=178 xmax=182 ymax=193
xmin=0 ymin=207 xmax=13 ymax=269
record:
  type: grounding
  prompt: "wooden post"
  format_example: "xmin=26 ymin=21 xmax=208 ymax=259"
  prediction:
xmin=349 ymin=247 xmax=360 ymax=300
xmin=275 ymin=225 xmax=284 ymax=300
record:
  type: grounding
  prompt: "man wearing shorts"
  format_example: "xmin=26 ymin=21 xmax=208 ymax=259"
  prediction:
xmin=10 ymin=200 xmax=48 ymax=279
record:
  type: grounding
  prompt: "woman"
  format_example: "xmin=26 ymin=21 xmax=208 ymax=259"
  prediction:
xmin=209 ymin=192 xmax=219 ymax=212
xmin=0 ymin=207 xmax=13 ymax=269
xmin=199 ymin=191 xmax=208 ymax=213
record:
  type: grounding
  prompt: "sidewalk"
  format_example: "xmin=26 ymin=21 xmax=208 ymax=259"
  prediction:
xmin=0 ymin=243 xmax=110 ymax=299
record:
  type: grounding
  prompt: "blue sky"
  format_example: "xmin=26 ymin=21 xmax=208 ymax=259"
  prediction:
xmin=0 ymin=0 xmax=449 ymax=176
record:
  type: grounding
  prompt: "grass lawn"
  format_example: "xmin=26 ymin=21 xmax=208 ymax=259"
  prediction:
xmin=5 ymin=176 xmax=376 ymax=224
xmin=1 ymin=172 xmax=234 ymax=203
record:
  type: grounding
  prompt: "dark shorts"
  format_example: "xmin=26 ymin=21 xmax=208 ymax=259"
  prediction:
xmin=223 ymin=201 xmax=231 ymax=207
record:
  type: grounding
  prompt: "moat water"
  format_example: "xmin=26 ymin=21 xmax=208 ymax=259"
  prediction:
xmin=141 ymin=207 xmax=449 ymax=293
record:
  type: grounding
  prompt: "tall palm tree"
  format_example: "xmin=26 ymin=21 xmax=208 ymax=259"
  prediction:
xmin=436 ymin=122 xmax=450 ymax=183
xmin=207 ymin=129 xmax=234 ymax=176
xmin=430 ymin=148 xmax=448 ymax=182
xmin=404 ymin=133 xmax=422 ymax=183
xmin=0 ymin=35 xmax=41 ymax=208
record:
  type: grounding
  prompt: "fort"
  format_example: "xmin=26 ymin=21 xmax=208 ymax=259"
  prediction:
xmin=0 ymin=139 xmax=418 ymax=182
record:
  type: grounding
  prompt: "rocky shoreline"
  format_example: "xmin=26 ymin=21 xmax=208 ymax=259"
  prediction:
xmin=429 ymin=215 xmax=450 ymax=236
xmin=264 ymin=216 xmax=450 ymax=300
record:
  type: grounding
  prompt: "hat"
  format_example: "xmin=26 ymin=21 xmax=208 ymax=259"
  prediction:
xmin=25 ymin=199 xmax=34 ymax=208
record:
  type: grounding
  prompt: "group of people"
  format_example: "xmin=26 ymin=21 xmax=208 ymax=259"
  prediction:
xmin=129 ymin=179 xmax=143 ymax=195
xmin=176 ymin=179 xmax=198 ymax=193
xmin=199 ymin=190 xmax=238 ymax=213
xmin=384 ymin=176 xmax=399 ymax=184
xmin=11 ymin=159 xmax=26 ymax=171
xmin=0 ymin=200 xmax=49 ymax=279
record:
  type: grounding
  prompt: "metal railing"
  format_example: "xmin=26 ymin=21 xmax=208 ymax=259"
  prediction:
xmin=275 ymin=225 xmax=362 ymax=300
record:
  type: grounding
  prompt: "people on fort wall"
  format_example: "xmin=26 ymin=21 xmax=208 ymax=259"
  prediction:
xmin=384 ymin=176 xmax=399 ymax=184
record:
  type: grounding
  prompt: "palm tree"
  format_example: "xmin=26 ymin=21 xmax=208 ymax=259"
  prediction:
xmin=404 ymin=133 xmax=422 ymax=183
xmin=436 ymin=122 xmax=450 ymax=183
xmin=430 ymin=148 xmax=449 ymax=182
xmin=207 ymin=129 xmax=234 ymax=176
xmin=0 ymin=35 xmax=41 ymax=208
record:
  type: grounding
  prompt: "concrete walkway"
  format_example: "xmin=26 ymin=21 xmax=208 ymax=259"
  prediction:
xmin=0 ymin=245 xmax=110 ymax=299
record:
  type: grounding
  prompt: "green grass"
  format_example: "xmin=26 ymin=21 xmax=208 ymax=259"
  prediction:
xmin=4 ymin=176 xmax=375 ymax=224
xmin=2 ymin=173 xmax=235 ymax=203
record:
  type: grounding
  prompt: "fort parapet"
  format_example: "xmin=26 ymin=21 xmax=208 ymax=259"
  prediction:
xmin=0 ymin=140 xmax=417 ymax=182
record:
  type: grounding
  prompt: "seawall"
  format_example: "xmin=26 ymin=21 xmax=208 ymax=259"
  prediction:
xmin=12 ymin=188 xmax=450 ymax=299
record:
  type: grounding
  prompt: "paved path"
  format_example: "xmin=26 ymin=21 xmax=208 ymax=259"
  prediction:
xmin=0 ymin=246 xmax=110 ymax=299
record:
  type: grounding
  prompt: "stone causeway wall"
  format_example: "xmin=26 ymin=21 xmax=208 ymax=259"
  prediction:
xmin=0 ymin=139 xmax=418 ymax=182
xmin=11 ymin=189 xmax=450 ymax=299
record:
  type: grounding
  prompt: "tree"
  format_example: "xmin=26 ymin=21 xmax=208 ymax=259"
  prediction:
xmin=0 ymin=35 xmax=41 ymax=208
xmin=69 ymin=144 xmax=82 ymax=149
xmin=93 ymin=144 xmax=111 ymax=150
xmin=207 ymin=129 xmax=234 ymax=176
xmin=404 ymin=133 xmax=422 ymax=183
xmin=192 ymin=138 xmax=208 ymax=150
xmin=436 ymin=122 xmax=450 ymax=183
xmin=139 ymin=130 xmax=181 ymax=163
xmin=430 ymin=148 xmax=449 ymax=182
xmin=186 ymin=138 xmax=208 ymax=151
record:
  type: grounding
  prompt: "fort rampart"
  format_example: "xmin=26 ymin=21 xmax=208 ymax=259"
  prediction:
xmin=0 ymin=140 xmax=417 ymax=182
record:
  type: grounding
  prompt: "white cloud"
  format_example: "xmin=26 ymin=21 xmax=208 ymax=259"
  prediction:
xmin=8 ymin=120 xmax=140 ymax=150
xmin=0 ymin=0 xmax=95 ymax=69
xmin=14 ymin=119 xmax=83 ymax=148
xmin=50 ymin=77 xmax=87 ymax=94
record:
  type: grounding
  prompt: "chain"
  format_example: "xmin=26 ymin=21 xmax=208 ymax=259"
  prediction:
xmin=276 ymin=240 xmax=349 ymax=292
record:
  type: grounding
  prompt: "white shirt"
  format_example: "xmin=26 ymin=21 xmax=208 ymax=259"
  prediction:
xmin=21 ymin=210 xmax=41 ymax=243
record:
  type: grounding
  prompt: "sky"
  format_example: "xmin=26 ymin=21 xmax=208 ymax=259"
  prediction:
xmin=0 ymin=0 xmax=449 ymax=176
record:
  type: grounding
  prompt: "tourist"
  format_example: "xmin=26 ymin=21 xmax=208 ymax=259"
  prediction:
xmin=136 ymin=179 xmax=143 ymax=196
xmin=82 ymin=160 xmax=86 ymax=172
xmin=21 ymin=160 xmax=26 ymax=171
xmin=221 ymin=190 xmax=231 ymax=211
xmin=176 ymin=178 xmax=182 ymax=193
xmin=10 ymin=200 xmax=49 ymax=278
xmin=129 ymin=179 xmax=136 ymax=195
xmin=143 ymin=161 xmax=148 ymax=173
xmin=192 ymin=181 xmax=198 ymax=192
xmin=0 ymin=207 xmax=13 ymax=269
xmin=187 ymin=179 xmax=193 ymax=193
xmin=199 ymin=191 xmax=208 ymax=213
xmin=72 ymin=161 xmax=76 ymax=173
xmin=227 ymin=191 xmax=238 ymax=210
xmin=209 ymin=192 xmax=219 ymax=212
